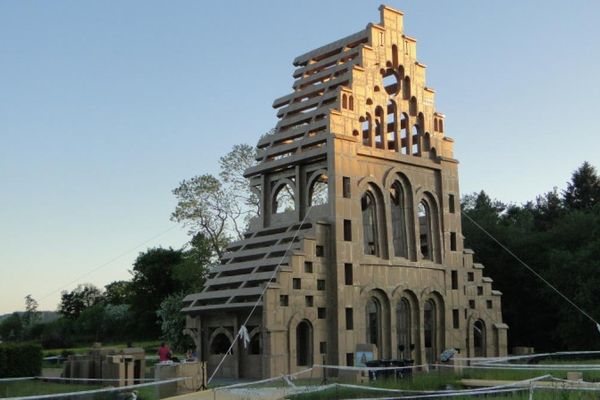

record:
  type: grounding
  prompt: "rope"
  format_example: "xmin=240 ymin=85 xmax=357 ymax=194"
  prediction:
xmin=206 ymin=206 xmax=314 ymax=384
xmin=462 ymin=212 xmax=600 ymax=327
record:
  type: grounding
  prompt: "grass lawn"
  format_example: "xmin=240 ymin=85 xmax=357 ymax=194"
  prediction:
xmin=0 ymin=379 xmax=101 ymax=398
xmin=0 ymin=379 xmax=166 ymax=400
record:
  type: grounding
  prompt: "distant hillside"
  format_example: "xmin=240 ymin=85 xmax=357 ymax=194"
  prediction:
xmin=0 ymin=311 xmax=59 ymax=323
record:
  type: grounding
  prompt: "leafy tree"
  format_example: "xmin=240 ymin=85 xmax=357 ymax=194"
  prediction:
xmin=102 ymin=304 xmax=132 ymax=340
xmin=22 ymin=295 xmax=41 ymax=329
xmin=58 ymin=284 xmax=104 ymax=319
xmin=75 ymin=304 xmax=105 ymax=342
xmin=563 ymin=161 xmax=600 ymax=210
xmin=172 ymin=233 xmax=213 ymax=293
xmin=0 ymin=313 xmax=23 ymax=341
xmin=104 ymin=280 xmax=132 ymax=305
xmin=129 ymin=247 xmax=184 ymax=337
xmin=156 ymin=292 xmax=194 ymax=352
xmin=171 ymin=143 xmax=259 ymax=257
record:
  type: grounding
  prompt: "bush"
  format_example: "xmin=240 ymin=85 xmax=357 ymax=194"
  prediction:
xmin=0 ymin=342 xmax=42 ymax=377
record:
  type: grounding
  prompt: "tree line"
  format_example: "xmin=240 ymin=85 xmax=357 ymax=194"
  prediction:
xmin=462 ymin=161 xmax=600 ymax=351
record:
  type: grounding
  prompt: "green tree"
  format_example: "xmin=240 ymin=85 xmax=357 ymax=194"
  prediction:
xmin=104 ymin=280 xmax=132 ymax=305
xmin=171 ymin=143 xmax=259 ymax=257
xmin=172 ymin=234 xmax=212 ymax=293
xmin=22 ymin=295 xmax=41 ymax=329
xmin=129 ymin=247 xmax=184 ymax=337
xmin=0 ymin=313 xmax=23 ymax=341
xmin=58 ymin=284 xmax=104 ymax=319
xmin=563 ymin=161 xmax=600 ymax=210
xmin=156 ymin=292 xmax=194 ymax=352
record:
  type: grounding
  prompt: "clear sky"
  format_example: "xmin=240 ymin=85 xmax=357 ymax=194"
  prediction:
xmin=1 ymin=1 xmax=599 ymax=314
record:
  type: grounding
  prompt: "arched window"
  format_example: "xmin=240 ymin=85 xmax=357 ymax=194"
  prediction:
xmin=439 ymin=119 xmax=444 ymax=133
xmin=418 ymin=201 xmax=433 ymax=260
xmin=474 ymin=320 xmax=486 ymax=357
xmin=366 ymin=298 xmax=382 ymax=349
xmin=382 ymin=69 xmax=399 ymax=96
xmin=412 ymin=125 xmax=420 ymax=155
xmin=296 ymin=320 xmax=313 ymax=366
xmin=390 ymin=182 xmax=408 ymax=258
xmin=374 ymin=107 xmax=384 ymax=149
xmin=386 ymin=100 xmax=398 ymax=151
xmin=361 ymin=191 xmax=379 ymax=256
xmin=409 ymin=96 xmax=417 ymax=116
xmin=273 ymin=183 xmax=295 ymax=213
xmin=403 ymin=76 xmax=411 ymax=100
xmin=349 ymin=95 xmax=354 ymax=110
xmin=210 ymin=333 xmax=232 ymax=355
xmin=249 ymin=331 xmax=261 ymax=355
xmin=423 ymin=132 xmax=431 ymax=152
xmin=434 ymin=118 xmax=438 ymax=132
xmin=392 ymin=44 xmax=399 ymax=68
xmin=396 ymin=298 xmax=411 ymax=359
xmin=400 ymin=113 xmax=409 ymax=155
xmin=308 ymin=174 xmax=328 ymax=206
xmin=424 ymin=299 xmax=436 ymax=363
xmin=342 ymin=93 xmax=348 ymax=109
xmin=361 ymin=115 xmax=372 ymax=146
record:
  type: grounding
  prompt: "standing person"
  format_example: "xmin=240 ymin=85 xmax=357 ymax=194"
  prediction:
xmin=157 ymin=342 xmax=171 ymax=362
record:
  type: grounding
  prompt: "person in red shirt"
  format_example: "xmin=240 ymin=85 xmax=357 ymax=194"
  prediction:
xmin=157 ymin=342 xmax=172 ymax=362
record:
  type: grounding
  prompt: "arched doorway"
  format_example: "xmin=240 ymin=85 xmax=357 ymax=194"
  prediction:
xmin=474 ymin=320 xmax=486 ymax=357
xmin=423 ymin=299 xmax=437 ymax=363
xmin=366 ymin=297 xmax=382 ymax=351
xmin=296 ymin=320 xmax=313 ymax=367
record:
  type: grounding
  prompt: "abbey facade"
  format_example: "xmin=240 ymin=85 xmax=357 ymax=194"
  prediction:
xmin=182 ymin=5 xmax=508 ymax=379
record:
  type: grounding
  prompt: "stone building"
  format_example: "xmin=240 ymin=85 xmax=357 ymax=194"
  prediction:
xmin=182 ymin=5 xmax=508 ymax=380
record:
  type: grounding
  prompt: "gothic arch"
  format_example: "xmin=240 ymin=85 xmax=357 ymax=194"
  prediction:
xmin=208 ymin=327 xmax=235 ymax=355
xmin=421 ymin=290 xmax=445 ymax=363
xmin=363 ymin=288 xmax=392 ymax=359
xmin=287 ymin=313 xmax=317 ymax=370
xmin=272 ymin=178 xmax=297 ymax=214
xmin=392 ymin=288 xmax=420 ymax=361
xmin=358 ymin=181 xmax=388 ymax=258
xmin=307 ymin=170 xmax=328 ymax=207
xmin=416 ymin=191 xmax=442 ymax=263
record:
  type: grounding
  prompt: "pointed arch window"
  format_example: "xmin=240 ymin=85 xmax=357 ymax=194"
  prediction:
xmin=361 ymin=191 xmax=379 ymax=256
xmin=390 ymin=182 xmax=408 ymax=258
xmin=396 ymin=298 xmax=411 ymax=359
xmin=273 ymin=183 xmax=295 ymax=213
xmin=308 ymin=174 xmax=328 ymax=206
xmin=418 ymin=200 xmax=432 ymax=260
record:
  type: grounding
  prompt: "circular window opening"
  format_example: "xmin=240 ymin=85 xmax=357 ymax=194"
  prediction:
xmin=382 ymin=70 xmax=399 ymax=96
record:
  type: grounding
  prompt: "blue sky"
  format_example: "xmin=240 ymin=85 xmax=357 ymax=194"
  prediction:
xmin=1 ymin=1 xmax=599 ymax=314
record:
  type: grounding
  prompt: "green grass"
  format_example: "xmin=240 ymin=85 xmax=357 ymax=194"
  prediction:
xmin=0 ymin=379 xmax=167 ymax=400
xmin=0 ymin=379 xmax=101 ymax=397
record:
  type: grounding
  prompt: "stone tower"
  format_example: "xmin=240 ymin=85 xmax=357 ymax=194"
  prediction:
xmin=182 ymin=5 xmax=508 ymax=380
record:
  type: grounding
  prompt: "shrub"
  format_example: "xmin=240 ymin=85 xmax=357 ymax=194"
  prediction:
xmin=0 ymin=342 xmax=42 ymax=377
